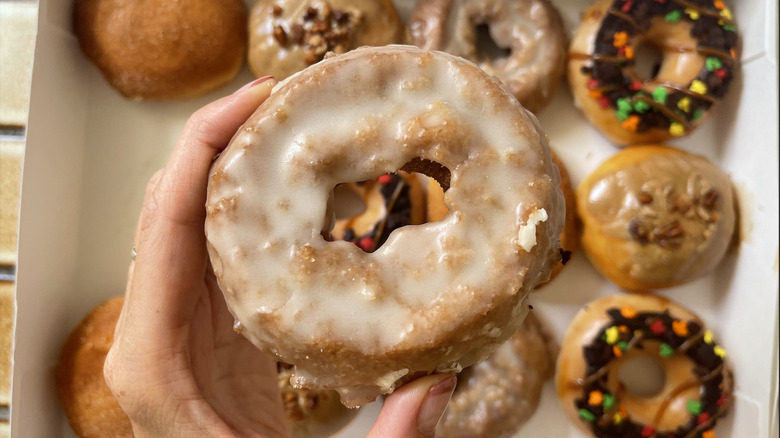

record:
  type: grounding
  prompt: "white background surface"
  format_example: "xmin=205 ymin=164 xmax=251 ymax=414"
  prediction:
xmin=12 ymin=0 xmax=779 ymax=436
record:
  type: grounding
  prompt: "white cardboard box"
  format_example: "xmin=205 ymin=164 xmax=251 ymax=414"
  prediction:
xmin=12 ymin=0 xmax=779 ymax=436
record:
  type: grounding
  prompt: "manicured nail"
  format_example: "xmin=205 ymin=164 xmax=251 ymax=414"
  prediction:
xmin=417 ymin=374 xmax=456 ymax=437
xmin=235 ymin=76 xmax=274 ymax=94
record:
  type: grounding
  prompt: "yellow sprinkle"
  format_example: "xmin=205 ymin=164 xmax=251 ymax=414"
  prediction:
xmin=714 ymin=346 xmax=727 ymax=358
xmin=720 ymin=8 xmax=732 ymax=20
xmin=605 ymin=326 xmax=619 ymax=344
xmin=690 ymin=80 xmax=708 ymax=94
xmin=704 ymin=330 xmax=714 ymax=344
xmin=678 ymin=97 xmax=691 ymax=112
xmin=685 ymin=8 xmax=700 ymax=20
xmin=613 ymin=412 xmax=623 ymax=425
xmin=670 ymin=123 xmax=685 ymax=136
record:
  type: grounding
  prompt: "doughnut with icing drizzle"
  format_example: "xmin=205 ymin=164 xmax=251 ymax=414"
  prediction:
xmin=556 ymin=294 xmax=733 ymax=438
xmin=568 ymin=0 xmax=739 ymax=146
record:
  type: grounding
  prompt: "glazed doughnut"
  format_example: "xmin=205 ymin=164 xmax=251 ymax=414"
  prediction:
xmin=277 ymin=362 xmax=358 ymax=437
xmin=409 ymin=0 xmax=567 ymax=113
xmin=437 ymin=312 xmax=557 ymax=438
xmin=73 ymin=0 xmax=247 ymax=100
xmin=205 ymin=45 xmax=565 ymax=406
xmin=556 ymin=294 xmax=733 ymax=438
xmin=56 ymin=296 xmax=132 ymax=438
xmin=577 ymin=145 xmax=735 ymax=291
xmin=329 ymin=171 xmax=426 ymax=252
xmin=568 ymin=0 xmax=739 ymax=146
xmin=248 ymin=0 xmax=405 ymax=81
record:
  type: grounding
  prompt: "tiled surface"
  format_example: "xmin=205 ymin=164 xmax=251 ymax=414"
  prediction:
xmin=0 ymin=0 xmax=38 ymax=427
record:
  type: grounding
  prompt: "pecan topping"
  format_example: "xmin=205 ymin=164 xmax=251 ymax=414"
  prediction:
xmin=637 ymin=191 xmax=654 ymax=205
xmin=272 ymin=4 xmax=283 ymax=16
xmin=273 ymin=25 xmax=287 ymax=45
xmin=272 ymin=4 xmax=363 ymax=65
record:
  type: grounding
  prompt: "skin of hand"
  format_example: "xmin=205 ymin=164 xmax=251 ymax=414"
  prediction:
xmin=103 ymin=76 xmax=456 ymax=438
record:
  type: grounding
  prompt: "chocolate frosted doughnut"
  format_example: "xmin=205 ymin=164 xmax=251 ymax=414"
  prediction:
xmin=437 ymin=313 xmax=557 ymax=438
xmin=569 ymin=0 xmax=739 ymax=146
xmin=556 ymin=294 xmax=733 ymax=438
xmin=576 ymin=145 xmax=736 ymax=291
xmin=409 ymin=0 xmax=567 ymax=113
xmin=205 ymin=45 xmax=564 ymax=407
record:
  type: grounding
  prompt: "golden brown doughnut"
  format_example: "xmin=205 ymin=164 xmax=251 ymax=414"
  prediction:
xmin=409 ymin=0 xmax=567 ymax=113
xmin=576 ymin=145 xmax=735 ymax=291
xmin=329 ymin=171 xmax=426 ymax=252
xmin=568 ymin=0 xmax=739 ymax=146
xmin=248 ymin=0 xmax=405 ymax=81
xmin=73 ymin=0 xmax=247 ymax=100
xmin=556 ymin=294 xmax=733 ymax=438
xmin=437 ymin=312 xmax=557 ymax=438
xmin=55 ymin=296 xmax=133 ymax=438
xmin=205 ymin=45 xmax=564 ymax=407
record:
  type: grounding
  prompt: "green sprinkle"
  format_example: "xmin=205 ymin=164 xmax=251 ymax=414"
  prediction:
xmin=693 ymin=108 xmax=704 ymax=121
xmin=603 ymin=393 xmax=616 ymax=410
xmin=617 ymin=341 xmax=629 ymax=351
xmin=665 ymin=10 xmax=682 ymax=22
xmin=616 ymin=110 xmax=630 ymax=122
xmin=706 ymin=57 xmax=723 ymax=71
xmin=652 ymin=87 xmax=667 ymax=104
xmin=634 ymin=100 xmax=651 ymax=113
xmin=579 ymin=409 xmax=597 ymax=422
xmin=686 ymin=400 xmax=703 ymax=415
xmin=659 ymin=343 xmax=675 ymax=357
xmin=723 ymin=24 xmax=736 ymax=31
xmin=617 ymin=98 xmax=633 ymax=113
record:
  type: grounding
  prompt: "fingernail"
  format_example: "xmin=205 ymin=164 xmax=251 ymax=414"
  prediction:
xmin=417 ymin=374 xmax=456 ymax=437
xmin=235 ymin=76 xmax=274 ymax=94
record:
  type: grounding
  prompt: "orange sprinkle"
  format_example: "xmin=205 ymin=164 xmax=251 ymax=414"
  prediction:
xmin=625 ymin=45 xmax=635 ymax=59
xmin=731 ymin=48 xmax=737 ymax=59
xmin=619 ymin=325 xmax=629 ymax=333
xmin=702 ymin=430 xmax=716 ymax=438
xmin=621 ymin=115 xmax=640 ymax=132
xmin=621 ymin=307 xmax=637 ymax=318
xmin=613 ymin=345 xmax=623 ymax=357
xmin=589 ymin=390 xmax=603 ymax=406
xmin=619 ymin=405 xmax=628 ymax=418
xmin=613 ymin=31 xmax=628 ymax=48
xmin=588 ymin=89 xmax=603 ymax=99
xmin=714 ymin=0 xmax=725 ymax=9
xmin=672 ymin=320 xmax=689 ymax=336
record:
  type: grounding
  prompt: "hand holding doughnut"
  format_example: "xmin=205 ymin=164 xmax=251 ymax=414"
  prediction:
xmin=102 ymin=77 xmax=458 ymax=438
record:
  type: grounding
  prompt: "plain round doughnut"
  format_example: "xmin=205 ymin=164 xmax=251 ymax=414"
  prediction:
xmin=556 ymin=294 xmax=733 ymax=438
xmin=409 ymin=0 xmax=567 ymax=113
xmin=73 ymin=0 xmax=247 ymax=100
xmin=437 ymin=312 xmax=557 ymax=438
xmin=568 ymin=0 xmax=739 ymax=146
xmin=205 ymin=45 xmax=564 ymax=407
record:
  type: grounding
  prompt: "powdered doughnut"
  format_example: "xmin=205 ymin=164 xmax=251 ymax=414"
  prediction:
xmin=437 ymin=312 xmax=557 ymax=438
xmin=56 ymin=296 xmax=133 ymax=438
xmin=556 ymin=294 xmax=733 ymax=438
xmin=277 ymin=362 xmax=358 ymax=437
xmin=205 ymin=45 xmax=565 ymax=406
xmin=577 ymin=145 xmax=735 ymax=291
xmin=73 ymin=0 xmax=247 ymax=100
xmin=409 ymin=0 xmax=567 ymax=113
xmin=568 ymin=0 xmax=739 ymax=146
xmin=330 ymin=171 xmax=426 ymax=252
xmin=248 ymin=0 xmax=405 ymax=81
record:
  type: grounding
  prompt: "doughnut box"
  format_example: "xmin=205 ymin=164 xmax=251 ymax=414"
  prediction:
xmin=10 ymin=0 xmax=778 ymax=436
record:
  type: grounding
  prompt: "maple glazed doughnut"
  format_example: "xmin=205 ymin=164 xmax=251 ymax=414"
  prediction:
xmin=556 ymin=294 xmax=733 ymax=438
xmin=248 ymin=0 xmax=405 ymax=81
xmin=329 ymin=171 xmax=426 ymax=252
xmin=205 ymin=45 xmax=565 ymax=406
xmin=577 ymin=145 xmax=735 ymax=291
xmin=437 ymin=312 xmax=557 ymax=438
xmin=568 ymin=0 xmax=739 ymax=146
xmin=409 ymin=0 xmax=567 ymax=113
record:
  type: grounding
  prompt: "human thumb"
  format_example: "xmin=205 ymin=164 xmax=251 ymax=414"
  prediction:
xmin=366 ymin=373 xmax=456 ymax=438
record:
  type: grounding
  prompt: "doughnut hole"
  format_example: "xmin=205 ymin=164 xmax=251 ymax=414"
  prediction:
xmin=631 ymin=42 xmax=665 ymax=81
xmin=474 ymin=23 xmax=511 ymax=62
xmin=631 ymin=19 xmax=706 ymax=87
xmin=617 ymin=354 xmax=666 ymax=397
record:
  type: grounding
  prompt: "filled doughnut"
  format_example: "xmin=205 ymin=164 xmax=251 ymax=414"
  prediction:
xmin=277 ymin=362 xmax=358 ymax=437
xmin=409 ymin=0 xmax=567 ymax=113
xmin=56 ymin=296 xmax=133 ymax=438
xmin=73 ymin=0 xmax=247 ymax=100
xmin=248 ymin=0 xmax=405 ymax=81
xmin=205 ymin=45 xmax=565 ymax=406
xmin=576 ymin=145 xmax=735 ymax=291
xmin=437 ymin=312 xmax=557 ymax=438
xmin=329 ymin=171 xmax=426 ymax=252
xmin=568 ymin=0 xmax=739 ymax=146
xmin=556 ymin=294 xmax=733 ymax=438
